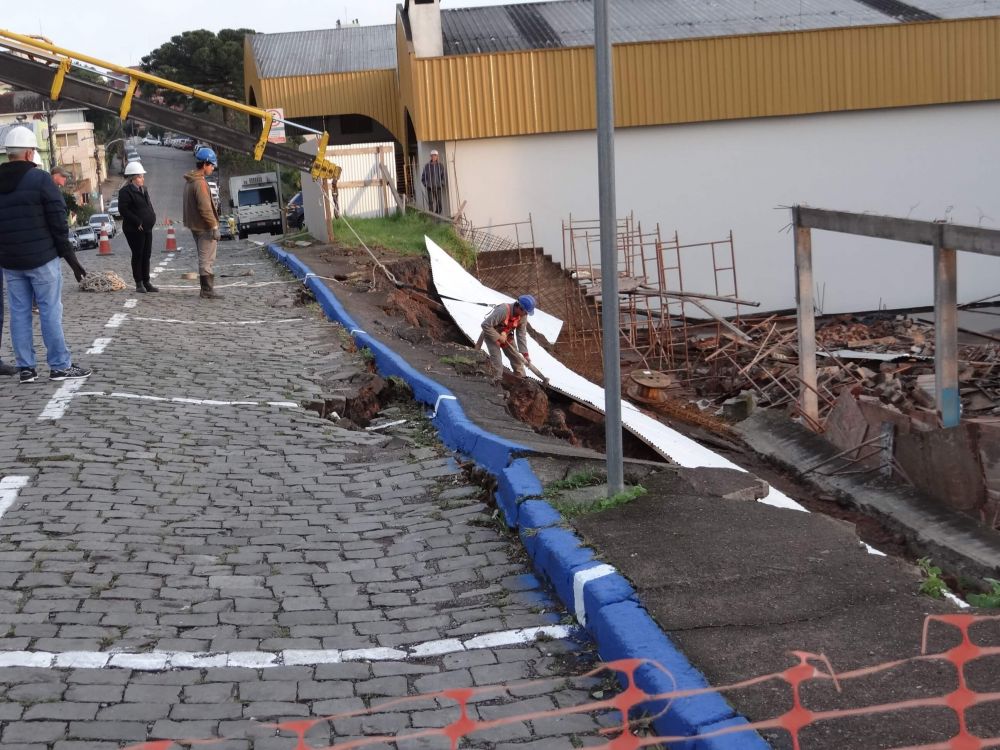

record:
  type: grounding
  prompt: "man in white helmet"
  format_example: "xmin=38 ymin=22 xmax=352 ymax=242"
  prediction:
xmin=119 ymin=161 xmax=158 ymax=293
xmin=420 ymin=149 xmax=446 ymax=215
xmin=0 ymin=126 xmax=90 ymax=383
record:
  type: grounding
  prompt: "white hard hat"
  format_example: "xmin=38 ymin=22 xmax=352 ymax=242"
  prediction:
xmin=124 ymin=161 xmax=146 ymax=176
xmin=4 ymin=126 xmax=37 ymax=150
xmin=430 ymin=149 xmax=439 ymax=156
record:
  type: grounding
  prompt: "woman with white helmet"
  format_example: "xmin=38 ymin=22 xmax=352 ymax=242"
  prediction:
xmin=118 ymin=161 xmax=158 ymax=293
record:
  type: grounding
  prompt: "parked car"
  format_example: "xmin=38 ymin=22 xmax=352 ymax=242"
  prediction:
xmin=89 ymin=213 xmax=117 ymax=239
xmin=286 ymin=192 xmax=304 ymax=229
xmin=107 ymin=198 xmax=120 ymax=219
xmin=74 ymin=225 xmax=98 ymax=250
xmin=141 ymin=135 xmax=161 ymax=146
xmin=68 ymin=229 xmax=80 ymax=251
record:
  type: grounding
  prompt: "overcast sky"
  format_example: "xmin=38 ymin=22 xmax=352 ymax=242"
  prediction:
xmin=5 ymin=0 xmax=545 ymax=66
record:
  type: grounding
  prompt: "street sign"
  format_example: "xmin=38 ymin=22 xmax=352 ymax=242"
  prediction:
xmin=266 ymin=108 xmax=286 ymax=144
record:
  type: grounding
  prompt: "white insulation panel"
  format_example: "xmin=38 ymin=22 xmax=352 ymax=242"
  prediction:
xmin=425 ymin=237 xmax=803 ymax=511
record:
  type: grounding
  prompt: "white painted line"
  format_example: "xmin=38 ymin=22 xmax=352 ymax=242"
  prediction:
xmin=131 ymin=317 xmax=303 ymax=326
xmin=54 ymin=652 xmax=111 ymax=669
xmin=123 ymin=299 xmax=138 ymax=309
xmin=38 ymin=379 xmax=89 ymax=421
xmin=463 ymin=625 xmax=574 ymax=650
xmin=86 ymin=338 xmax=113 ymax=355
xmin=0 ymin=476 xmax=30 ymax=521
xmin=431 ymin=394 xmax=458 ymax=418
xmin=409 ymin=639 xmax=464 ymax=658
xmin=69 ymin=391 xmax=300 ymax=409
xmin=350 ymin=328 xmax=366 ymax=335
xmin=4 ymin=625 xmax=582 ymax=670
xmin=572 ymin=564 xmax=616 ymax=627
xmin=105 ymin=313 xmax=128 ymax=328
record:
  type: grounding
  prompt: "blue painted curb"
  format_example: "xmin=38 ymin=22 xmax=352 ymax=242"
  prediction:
xmin=268 ymin=246 xmax=767 ymax=749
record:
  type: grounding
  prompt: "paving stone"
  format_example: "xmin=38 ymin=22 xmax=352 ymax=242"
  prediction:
xmin=0 ymin=235 xmax=607 ymax=749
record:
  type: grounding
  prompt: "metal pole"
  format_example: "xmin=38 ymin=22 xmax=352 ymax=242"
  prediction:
xmin=595 ymin=0 xmax=624 ymax=494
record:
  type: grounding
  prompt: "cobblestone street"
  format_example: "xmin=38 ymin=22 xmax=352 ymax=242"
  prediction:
xmin=0 ymin=213 xmax=615 ymax=748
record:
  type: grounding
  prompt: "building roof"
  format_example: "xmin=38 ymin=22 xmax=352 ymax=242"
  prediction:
xmin=439 ymin=0 xmax=1000 ymax=55
xmin=249 ymin=25 xmax=396 ymax=79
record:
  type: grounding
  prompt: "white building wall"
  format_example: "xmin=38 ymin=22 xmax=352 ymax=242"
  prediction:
xmin=446 ymin=101 xmax=1000 ymax=314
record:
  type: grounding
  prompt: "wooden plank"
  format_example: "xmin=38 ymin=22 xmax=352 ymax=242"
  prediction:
xmin=794 ymin=221 xmax=819 ymax=428
xmin=934 ymin=245 xmax=960 ymax=427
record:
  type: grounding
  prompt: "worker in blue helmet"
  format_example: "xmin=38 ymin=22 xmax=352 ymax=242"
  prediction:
xmin=481 ymin=294 xmax=536 ymax=379
xmin=182 ymin=146 xmax=222 ymax=299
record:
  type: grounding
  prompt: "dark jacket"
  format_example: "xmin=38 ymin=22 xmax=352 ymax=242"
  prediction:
xmin=0 ymin=160 xmax=71 ymax=270
xmin=118 ymin=181 xmax=156 ymax=234
xmin=421 ymin=160 xmax=446 ymax=190
xmin=182 ymin=170 xmax=218 ymax=232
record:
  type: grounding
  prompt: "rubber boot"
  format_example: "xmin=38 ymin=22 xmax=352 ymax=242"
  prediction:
xmin=135 ymin=283 xmax=146 ymax=293
xmin=143 ymin=280 xmax=159 ymax=293
xmin=200 ymin=274 xmax=222 ymax=300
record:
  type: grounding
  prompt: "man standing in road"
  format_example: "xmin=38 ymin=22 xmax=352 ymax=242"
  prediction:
xmin=0 ymin=126 xmax=90 ymax=383
xmin=420 ymin=149 xmax=446 ymax=215
xmin=183 ymin=146 xmax=222 ymax=300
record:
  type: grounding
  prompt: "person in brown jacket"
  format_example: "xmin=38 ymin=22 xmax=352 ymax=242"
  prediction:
xmin=182 ymin=146 xmax=222 ymax=299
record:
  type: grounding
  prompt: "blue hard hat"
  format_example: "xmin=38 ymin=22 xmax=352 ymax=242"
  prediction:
xmin=517 ymin=294 xmax=536 ymax=315
xmin=195 ymin=146 xmax=217 ymax=166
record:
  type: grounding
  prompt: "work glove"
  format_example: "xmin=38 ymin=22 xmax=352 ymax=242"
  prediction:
xmin=64 ymin=251 xmax=87 ymax=283
xmin=211 ymin=226 xmax=221 ymax=241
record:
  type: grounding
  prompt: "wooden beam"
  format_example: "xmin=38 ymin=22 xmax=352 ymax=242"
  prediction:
xmin=794 ymin=216 xmax=819 ymax=429
xmin=934 ymin=245 xmax=960 ymax=427
xmin=795 ymin=206 xmax=1000 ymax=257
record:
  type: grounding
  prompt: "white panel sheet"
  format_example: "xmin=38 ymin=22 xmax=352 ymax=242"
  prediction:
xmin=426 ymin=238 xmax=803 ymax=511
xmin=426 ymin=239 xmax=563 ymax=344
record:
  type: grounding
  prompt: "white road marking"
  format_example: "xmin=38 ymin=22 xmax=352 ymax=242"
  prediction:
xmin=105 ymin=313 xmax=128 ymax=328
xmin=0 ymin=625 xmax=579 ymax=670
xmin=0 ymin=476 xmax=30 ymax=521
xmin=123 ymin=299 xmax=138 ymax=309
xmin=38 ymin=379 xmax=89 ymax=421
xmin=572 ymin=564 xmax=616 ymax=627
xmin=86 ymin=338 xmax=113 ymax=355
xmin=71 ymin=391 xmax=300 ymax=409
xmin=130 ymin=317 xmax=303 ymax=326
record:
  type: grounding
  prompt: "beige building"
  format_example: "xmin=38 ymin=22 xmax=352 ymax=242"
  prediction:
xmin=245 ymin=0 xmax=1000 ymax=312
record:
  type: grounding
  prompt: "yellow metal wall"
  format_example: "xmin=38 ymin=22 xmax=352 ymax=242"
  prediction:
xmin=244 ymin=44 xmax=404 ymax=144
xmin=406 ymin=17 xmax=1000 ymax=142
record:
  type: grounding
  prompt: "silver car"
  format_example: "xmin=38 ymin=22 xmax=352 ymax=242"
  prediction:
xmin=89 ymin=213 xmax=117 ymax=239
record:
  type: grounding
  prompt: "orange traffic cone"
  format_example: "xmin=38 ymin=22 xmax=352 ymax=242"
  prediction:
xmin=98 ymin=227 xmax=113 ymax=256
xmin=164 ymin=220 xmax=177 ymax=253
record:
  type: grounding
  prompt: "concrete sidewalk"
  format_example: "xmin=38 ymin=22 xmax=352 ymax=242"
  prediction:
xmin=0 ymin=241 xmax=619 ymax=749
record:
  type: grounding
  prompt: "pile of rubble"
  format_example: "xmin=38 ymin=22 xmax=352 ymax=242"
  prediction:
xmin=689 ymin=313 xmax=1000 ymax=428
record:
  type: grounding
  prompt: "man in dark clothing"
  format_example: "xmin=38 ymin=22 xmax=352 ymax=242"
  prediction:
xmin=118 ymin=161 xmax=158 ymax=293
xmin=0 ymin=126 xmax=90 ymax=384
xmin=420 ymin=149 xmax=446 ymax=215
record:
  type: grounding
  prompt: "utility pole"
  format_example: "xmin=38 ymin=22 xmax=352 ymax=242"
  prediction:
xmin=43 ymin=101 xmax=56 ymax=169
xmin=595 ymin=0 xmax=625 ymax=494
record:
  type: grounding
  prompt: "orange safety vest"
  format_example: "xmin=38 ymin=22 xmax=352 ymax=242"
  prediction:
xmin=496 ymin=304 xmax=523 ymax=337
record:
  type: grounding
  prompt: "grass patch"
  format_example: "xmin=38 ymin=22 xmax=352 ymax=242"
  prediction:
xmin=917 ymin=557 xmax=949 ymax=599
xmin=968 ymin=578 xmax=1000 ymax=608
xmin=331 ymin=210 xmax=476 ymax=267
xmin=551 ymin=485 xmax=648 ymax=518
xmin=439 ymin=354 xmax=480 ymax=368
xmin=543 ymin=469 xmax=602 ymax=498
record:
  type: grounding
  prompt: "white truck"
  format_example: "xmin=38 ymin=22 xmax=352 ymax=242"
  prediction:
xmin=229 ymin=172 xmax=283 ymax=239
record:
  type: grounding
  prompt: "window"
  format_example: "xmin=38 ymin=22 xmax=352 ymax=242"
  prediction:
xmin=238 ymin=187 xmax=278 ymax=206
xmin=55 ymin=133 xmax=79 ymax=147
